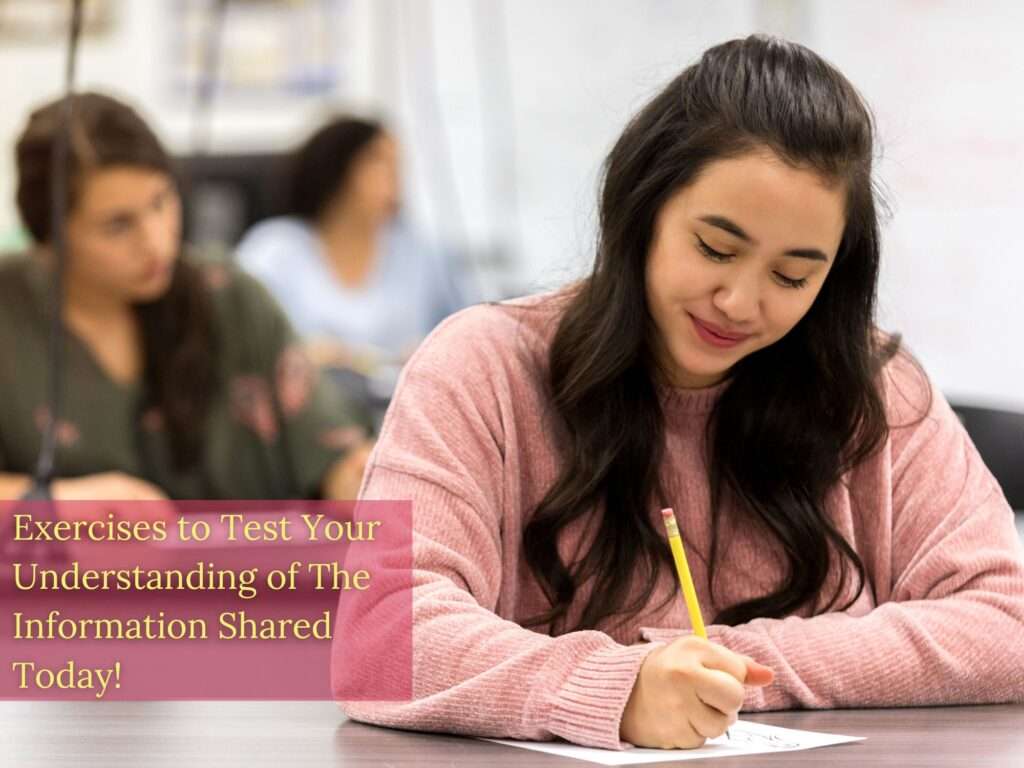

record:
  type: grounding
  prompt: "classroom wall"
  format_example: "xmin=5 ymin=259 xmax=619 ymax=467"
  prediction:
xmin=1 ymin=0 xmax=1021 ymax=408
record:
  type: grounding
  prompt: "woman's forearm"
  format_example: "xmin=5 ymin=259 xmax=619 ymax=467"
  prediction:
xmin=0 ymin=472 xmax=33 ymax=502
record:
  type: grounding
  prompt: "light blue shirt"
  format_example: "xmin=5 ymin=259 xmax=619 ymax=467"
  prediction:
xmin=235 ymin=216 xmax=471 ymax=364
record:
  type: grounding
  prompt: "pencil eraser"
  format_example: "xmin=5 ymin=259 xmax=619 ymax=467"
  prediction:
xmin=660 ymin=508 xmax=674 ymax=519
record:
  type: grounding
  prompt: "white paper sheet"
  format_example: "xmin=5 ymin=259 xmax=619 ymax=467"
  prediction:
xmin=483 ymin=719 xmax=865 ymax=765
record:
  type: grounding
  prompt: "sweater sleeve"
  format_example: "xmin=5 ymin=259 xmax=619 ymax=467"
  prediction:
xmin=333 ymin=307 xmax=658 ymax=749
xmin=217 ymin=264 xmax=371 ymax=496
xmin=707 ymin=355 xmax=1024 ymax=710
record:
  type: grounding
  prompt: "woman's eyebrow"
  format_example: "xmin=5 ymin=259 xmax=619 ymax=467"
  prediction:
xmin=696 ymin=214 xmax=830 ymax=262
xmin=99 ymin=210 xmax=136 ymax=228
xmin=95 ymin=184 xmax=173 ymax=227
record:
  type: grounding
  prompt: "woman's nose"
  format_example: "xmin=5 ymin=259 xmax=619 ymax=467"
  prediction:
xmin=712 ymin=271 xmax=760 ymax=325
xmin=138 ymin=210 xmax=170 ymax=255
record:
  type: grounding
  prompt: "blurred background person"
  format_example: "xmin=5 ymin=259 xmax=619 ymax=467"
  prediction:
xmin=0 ymin=92 xmax=372 ymax=503
xmin=235 ymin=117 xmax=473 ymax=404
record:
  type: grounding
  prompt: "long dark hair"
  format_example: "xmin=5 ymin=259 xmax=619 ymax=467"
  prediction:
xmin=284 ymin=116 xmax=384 ymax=222
xmin=523 ymin=35 xmax=904 ymax=635
xmin=15 ymin=91 xmax=217 ymax=471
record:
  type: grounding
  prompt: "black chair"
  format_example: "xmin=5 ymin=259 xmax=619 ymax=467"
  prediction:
xmin=176 ymin=152 xmax=287 ymax=248
xmin=948 ymin=402 xmax=1024 ymax=512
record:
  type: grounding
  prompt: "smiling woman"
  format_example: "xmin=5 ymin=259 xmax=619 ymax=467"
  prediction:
xmin=645 ymin=149 xmax=845 ymax=388
xmin=335 ymin=34 xmax=1024 ymax=752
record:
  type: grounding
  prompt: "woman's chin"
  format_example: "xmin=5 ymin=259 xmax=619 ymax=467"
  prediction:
xmin=129 ymin=277 xmax=172 ymax=304
xmin=665 ymin=359 xmax=730 ymax=389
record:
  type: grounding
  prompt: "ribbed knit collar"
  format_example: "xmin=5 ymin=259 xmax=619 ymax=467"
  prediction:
xmin=656 ymin=377 xmax=730 ymax=416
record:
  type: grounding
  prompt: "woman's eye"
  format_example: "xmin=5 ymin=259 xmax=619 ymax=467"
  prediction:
xmin=102 ymin=220 xmax=132 ymax=236
xmin=695 ymin=234 xmax=809 ymax=289
xmin=695 ymin=236 xmax=732 ymax=262
xmin=774 ymin=272 xmax=809 ymax=289
xmin=153 ymin=188 xmax=174 ymax=211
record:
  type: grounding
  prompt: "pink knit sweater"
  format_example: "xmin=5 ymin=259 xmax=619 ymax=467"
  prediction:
xmin=337 ymin=293 xmax=1024 ymax=749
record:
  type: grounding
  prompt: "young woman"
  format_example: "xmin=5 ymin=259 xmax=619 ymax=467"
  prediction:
xmin=334 ymin=36 xmax=1024 ymax=750
xmin=235 ymin=117 xmax=470 ymax=373
xmin=0 ymin=92 xmax=371 ymax=503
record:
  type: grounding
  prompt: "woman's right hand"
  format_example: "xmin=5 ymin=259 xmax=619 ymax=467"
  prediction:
xmin=50 ymin=472 xmax=175 ymax=526
xmin=620 ymin=635 xmax=774 ymax=749
xmin=52 ymin=472 xmax=169 ymax=503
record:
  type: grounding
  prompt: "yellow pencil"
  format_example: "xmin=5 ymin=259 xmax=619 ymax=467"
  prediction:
xmin=660 ymin=507 xmax=706 ymax=638
xmin=660 ymin=507 xmax=730 ymax=739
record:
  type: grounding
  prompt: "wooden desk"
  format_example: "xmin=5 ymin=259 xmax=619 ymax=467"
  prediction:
xmin=1 ymin=701 xmax=1021 ymax=767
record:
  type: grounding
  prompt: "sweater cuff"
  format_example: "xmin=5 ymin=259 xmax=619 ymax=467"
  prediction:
xmin=548 ymin=641 xmax=661 ymax=750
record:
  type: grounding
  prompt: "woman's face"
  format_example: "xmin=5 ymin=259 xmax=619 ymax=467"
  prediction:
xmin=343 ymin=133 xmax=400 ymax=222
xmin=65 ymin=166 xmax=182 ymax=304
xmin=645 ymin=148 xmax=846 ymax=388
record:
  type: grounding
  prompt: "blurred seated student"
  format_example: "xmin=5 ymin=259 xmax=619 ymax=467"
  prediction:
xmin=235 ymin=117 xmax=471 ymax=374
xmin=0 ymin=92 xmax=372 ymax=505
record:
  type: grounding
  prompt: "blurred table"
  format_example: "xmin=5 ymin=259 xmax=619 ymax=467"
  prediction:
xmin=1 ymin=701 xmax=1022 ymax=767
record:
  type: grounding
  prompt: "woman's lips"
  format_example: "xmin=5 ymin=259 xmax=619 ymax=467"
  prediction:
xmin=688 ymin=313 xmax=751 ymax=348
xmin=141 ymin=260 xmax=172 ymax=283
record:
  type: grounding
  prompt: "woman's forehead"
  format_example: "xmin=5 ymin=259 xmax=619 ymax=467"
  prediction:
xmin=668 ymin=151 xmax=846 ymax=254
xmin=74 ymin=166 xmax=173 ymax=216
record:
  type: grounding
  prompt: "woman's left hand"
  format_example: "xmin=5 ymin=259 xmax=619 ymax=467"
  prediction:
xmin=322 ymin=441 xmax=375 ymax=500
